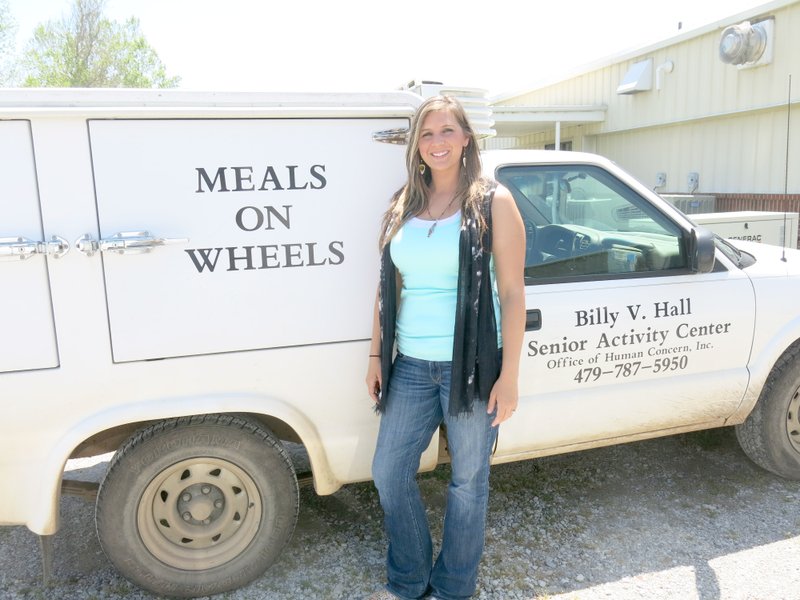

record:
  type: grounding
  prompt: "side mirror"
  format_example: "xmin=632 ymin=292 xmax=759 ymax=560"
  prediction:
xmin=687 ymin=226 xmax=716 ymax=273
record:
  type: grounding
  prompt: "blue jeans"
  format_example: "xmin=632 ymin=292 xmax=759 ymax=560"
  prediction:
xmin=372 ymin=354 xmax=498 ymax=600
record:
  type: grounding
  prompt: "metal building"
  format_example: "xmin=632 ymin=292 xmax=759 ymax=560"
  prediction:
xmin=488 ymin=0 xmax=799 ymax=213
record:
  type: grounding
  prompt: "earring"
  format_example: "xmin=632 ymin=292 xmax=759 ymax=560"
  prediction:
xmin=419 ymin=161 xmax=426 ymax=175
xmin=462 ymin=151 xmax=467 ymax=167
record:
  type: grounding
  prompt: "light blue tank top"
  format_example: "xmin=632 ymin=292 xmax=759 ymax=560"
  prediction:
xmin=390 ymin=211 xmax=502 ymax=361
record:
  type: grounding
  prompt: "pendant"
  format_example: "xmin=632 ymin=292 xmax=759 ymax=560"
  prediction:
xmin=427 ymin=222 xmax=437 ymax=237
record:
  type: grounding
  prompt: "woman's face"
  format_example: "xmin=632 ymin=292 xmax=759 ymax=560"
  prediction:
xmin=417 ymin=109 xmax=469 ymax=174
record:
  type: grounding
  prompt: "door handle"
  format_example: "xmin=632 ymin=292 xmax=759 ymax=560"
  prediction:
xmin=526 ymin=309 xmax=541 ymax=331
xmin=75 ymin=231 xmax=188 ymax=257
xmin=372 ymin=127 xmax=409 ymax=145
xmin=0 ymin=235 xmax=70 ymax=261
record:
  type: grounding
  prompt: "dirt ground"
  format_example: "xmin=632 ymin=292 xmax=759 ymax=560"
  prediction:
xmin=2 ymin=427 xmax=800 ymax=599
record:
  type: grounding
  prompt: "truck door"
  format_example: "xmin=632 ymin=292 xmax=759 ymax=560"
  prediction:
xmin=0 ymin=121 xmax=60 ymax=373
xmin=494 ymin=164 xmax=756 ymax=456
xmin=86 ymin=118 xmax=406 ymax=362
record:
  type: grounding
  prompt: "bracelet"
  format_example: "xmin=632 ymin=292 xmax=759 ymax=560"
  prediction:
xmin=369 ymin=354 xmax=380 ymax=357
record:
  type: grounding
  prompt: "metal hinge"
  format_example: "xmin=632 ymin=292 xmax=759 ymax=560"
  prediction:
xmin=0 ymin=235 xmax=70 ymax=261
xmin=75 ymin=231 xmax=188 ymax=257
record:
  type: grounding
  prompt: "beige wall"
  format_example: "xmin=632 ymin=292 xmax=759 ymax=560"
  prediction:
xmin=493 ymin=0 xmax=800 ymax=195
xmin=594 ymin=107 xmax=797 ymax=193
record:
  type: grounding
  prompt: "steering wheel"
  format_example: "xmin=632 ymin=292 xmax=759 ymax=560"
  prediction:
xmin=537 ymin=225 xmax=576 ymax=259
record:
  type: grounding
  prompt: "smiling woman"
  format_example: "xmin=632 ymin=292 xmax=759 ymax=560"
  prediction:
xmin=365 ymin=95 xmax=526 ymax=600
xmin=418 ymin=110 xmax=470 ymax=174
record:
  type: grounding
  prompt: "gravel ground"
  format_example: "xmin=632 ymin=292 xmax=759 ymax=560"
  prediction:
xmin=2 ymin=427 xmax=800 ymax=600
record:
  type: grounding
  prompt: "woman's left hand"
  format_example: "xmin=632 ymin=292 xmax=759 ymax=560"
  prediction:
xmin=487 ymin=372 xmax=519 ymax=426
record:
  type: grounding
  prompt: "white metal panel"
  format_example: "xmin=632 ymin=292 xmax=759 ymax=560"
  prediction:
xmin=498 ymin=270 xmax=755 ymax=456
xmin=88 ymin=118 xmax=407 ymax=362
xmin=0 ymin=121 xmax=59 ymax=373
xmin=693 ymin=210 xmax=799 ymax=248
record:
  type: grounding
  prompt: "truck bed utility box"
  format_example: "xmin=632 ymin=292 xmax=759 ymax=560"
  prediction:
xmin=692 ymin=210 xmax=799 ymax=249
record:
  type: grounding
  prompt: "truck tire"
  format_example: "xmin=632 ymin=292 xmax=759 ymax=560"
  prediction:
xmin=736 ymin=343 xmax=800 ymax=480
xmin=95 ymin=413 xmax=299 ymax=598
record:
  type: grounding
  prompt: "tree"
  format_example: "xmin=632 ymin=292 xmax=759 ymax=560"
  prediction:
xmin=0 ymin=0 xmax=17 ymax=86
xmin=21 ymin=0 xmax=179 ymax=88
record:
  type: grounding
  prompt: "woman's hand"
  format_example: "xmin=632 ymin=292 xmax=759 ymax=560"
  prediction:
xmin=366 ymin=286 xmax=383 ymax=405
xmin=366 ymin=356 xmax=382 ymax=404
xmin=487 ymin=371 xmax=518 ymax=426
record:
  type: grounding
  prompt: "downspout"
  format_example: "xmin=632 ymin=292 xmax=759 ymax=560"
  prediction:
xmin=656 ymin=60 xmax=674 ymax=91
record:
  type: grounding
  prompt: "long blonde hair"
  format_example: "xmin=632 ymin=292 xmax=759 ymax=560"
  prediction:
xmin=379 ymin=95 xmax=489 ymax=249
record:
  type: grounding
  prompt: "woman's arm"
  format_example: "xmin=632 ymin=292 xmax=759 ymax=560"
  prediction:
xmin=365 ymin=287 xmax=382 ymax=404
xmin=487 ymin=184 xmax=526 ymax=426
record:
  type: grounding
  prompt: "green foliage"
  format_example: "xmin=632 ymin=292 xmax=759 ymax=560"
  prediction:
xmin=21 ymin=0 xmax=179 ymax=88
xmin=0 ymin=0 xmax=18 ymax=86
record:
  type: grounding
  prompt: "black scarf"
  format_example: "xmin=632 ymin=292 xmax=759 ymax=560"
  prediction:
xmin=378 ymin=184 xmax=500 ymax=416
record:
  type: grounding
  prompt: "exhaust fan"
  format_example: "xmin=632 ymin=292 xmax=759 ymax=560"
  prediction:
xmin=719 ymin=18 xmax=774 ymax=68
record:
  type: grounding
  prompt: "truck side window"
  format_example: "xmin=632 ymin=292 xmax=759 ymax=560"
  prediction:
xmin=497 ymin=165 xmax=687 ymax=282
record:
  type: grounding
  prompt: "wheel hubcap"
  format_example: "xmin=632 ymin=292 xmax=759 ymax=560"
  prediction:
xmin=176 ymin=482 xmax=224 ymax=525
xmin=138 ymin=458 xmax=263 ymax=570
xmin=786 ymin=385 xmax=800 ymax=453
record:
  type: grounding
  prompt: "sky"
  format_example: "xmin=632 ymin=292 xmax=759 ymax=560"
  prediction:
xmin=5 ymin=0 xmax=771 ymax=96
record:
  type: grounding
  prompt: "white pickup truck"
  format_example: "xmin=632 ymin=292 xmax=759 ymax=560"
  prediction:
xmin=3 ymin=88 xmax=800 ymax=598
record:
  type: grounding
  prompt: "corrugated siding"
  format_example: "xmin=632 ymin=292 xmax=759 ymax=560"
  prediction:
xmin=499 ymin=3 xmax=798 ymax=128
xmin=595 ymin=108 xmax=796 ymax=194
xmin=493 ymin=1 xmax=800 ymax=194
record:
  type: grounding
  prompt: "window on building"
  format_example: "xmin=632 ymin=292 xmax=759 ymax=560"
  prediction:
xmin=544 ymin=141 xmax=573 ymax=151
